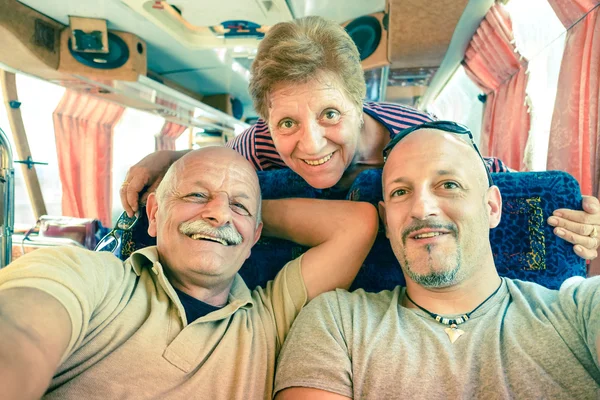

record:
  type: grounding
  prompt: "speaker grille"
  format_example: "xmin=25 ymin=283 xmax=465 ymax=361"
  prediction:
xmin=344 ymin=16 xmax=382 ymax=61
xmin=68 ymin=32 xmax=129 ymax=69
xmin=34 ymin=19 xmax=57 ymax=52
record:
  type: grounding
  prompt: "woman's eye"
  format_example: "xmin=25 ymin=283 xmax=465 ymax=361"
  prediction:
xmin=323 ymin=110 xmax=340 ymax=121
xmin=279 ymin=119 xmax=295 ymax=129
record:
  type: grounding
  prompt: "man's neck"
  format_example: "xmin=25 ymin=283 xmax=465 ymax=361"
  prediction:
xmin=404 ymin=266 xmax=502 ymax=316
xmin=333 ymin=113 xmax=387 ymax=191
xmin=164 ymin=271 xmax=234 ymax=307
xmin=355 ymin=112 xmax=388 ymax=166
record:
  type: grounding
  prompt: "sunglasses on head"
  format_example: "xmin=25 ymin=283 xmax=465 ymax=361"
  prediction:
xmin=382 ymin=120 xmax=494 ymax=187
xmin=95 ymin=211 xmax=140 ymax=253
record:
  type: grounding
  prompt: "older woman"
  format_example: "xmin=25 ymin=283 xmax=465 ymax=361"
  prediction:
xmin=121 ymin=16 xmax=600 ymax=260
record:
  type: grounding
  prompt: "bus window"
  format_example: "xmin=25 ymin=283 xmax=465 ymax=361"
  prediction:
xmin=111 ymin=108 xmax=164 ymax=226
xmin=505 ymin=0 xmax=566 ymax=171
xmin=427 ymin=65 xmax=484 ymax=146
xmin=0 ymin=73 xmax=64 ymax=229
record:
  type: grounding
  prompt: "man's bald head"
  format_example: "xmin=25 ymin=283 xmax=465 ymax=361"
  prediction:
xmin=382 ymin=129 xmax=491 ymax=195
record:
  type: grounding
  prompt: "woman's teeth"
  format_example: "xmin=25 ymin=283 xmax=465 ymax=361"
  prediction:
xmin=303 ymin=152 xmax=333 ymax=166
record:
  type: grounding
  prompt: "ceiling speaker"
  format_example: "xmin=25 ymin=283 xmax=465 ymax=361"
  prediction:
xmin=345 ymin=16 xmax=382 ymax=61
xmin=68 ymin=32 xmax=129 ymax=69
xmin=342 ymin=2 xmax=391 ymax=71
xmin=59 ymin=28 xmax=147 ymax=81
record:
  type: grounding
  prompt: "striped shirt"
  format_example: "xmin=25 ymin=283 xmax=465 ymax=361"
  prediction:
xmin=227 ymin=102 xmax=509 ymax=173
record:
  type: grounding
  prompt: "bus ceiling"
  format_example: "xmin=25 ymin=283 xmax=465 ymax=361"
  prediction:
xmin=0 ymin=0 xmax=494 ymax=116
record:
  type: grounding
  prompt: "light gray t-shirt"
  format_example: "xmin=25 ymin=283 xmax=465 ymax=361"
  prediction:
xmin=275 ymin=277 xmax=600 ymax=399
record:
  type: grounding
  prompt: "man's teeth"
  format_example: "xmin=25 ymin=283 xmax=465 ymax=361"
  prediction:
xmin=303 ymin=153 xmax=333 ymax=166
xmin=190 ymin=233 xmax=228 ymax=245
xmin=414 ymin=232 xmax=443 ymax=239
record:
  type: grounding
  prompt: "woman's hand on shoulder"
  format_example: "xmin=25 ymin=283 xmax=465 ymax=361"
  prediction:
xmin=548 ymin=195 xmax=600 ymax=260
xmin=119 ymin=150 xmax=186 ymax=216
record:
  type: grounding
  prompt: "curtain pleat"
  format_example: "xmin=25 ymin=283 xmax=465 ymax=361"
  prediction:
xmin=462 ymin=4 xmax=531 ymax=171
xmin=546 ymin=0 xmax=600 ymax=275
xmin=52 ymin=90 xmax=125 ymax=226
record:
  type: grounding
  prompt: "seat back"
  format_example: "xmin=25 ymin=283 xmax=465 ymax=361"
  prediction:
xmin=241 ymin=169 xmax=586 ymax=291
xmin=118 ymin=168 xmax=587 ymax=291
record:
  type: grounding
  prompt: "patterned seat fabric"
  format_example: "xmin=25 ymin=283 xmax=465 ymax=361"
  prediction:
xmin=120 ymin=169 xmax=587 ymax=291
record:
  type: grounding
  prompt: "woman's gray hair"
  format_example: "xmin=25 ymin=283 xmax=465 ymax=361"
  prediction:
xmin=249 ymin=16 xmax=366 ymax=120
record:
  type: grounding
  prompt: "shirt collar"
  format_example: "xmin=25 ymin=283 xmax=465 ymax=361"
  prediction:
xmin=127 ymin=246 xmax=254 ymax=311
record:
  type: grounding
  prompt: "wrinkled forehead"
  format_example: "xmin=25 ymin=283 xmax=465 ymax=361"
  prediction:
xmin=178 ymin=154 xmax=261 ymax=199
xmin=267 ymin=72 xmax=356 ymax=114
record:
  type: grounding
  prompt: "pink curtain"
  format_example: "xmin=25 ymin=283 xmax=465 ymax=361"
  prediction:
xmin=462 ymin=4 xmax=530 ymax=171
xmin=52 ymin=90 xmax=125 ymax=226
xmin=547 ymin=0 xmax=600 ymax=275
xmin=155 ymin=121 xmax=188 ymax=151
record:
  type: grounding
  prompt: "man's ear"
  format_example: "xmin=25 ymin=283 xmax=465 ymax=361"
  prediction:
xmin=487 ymin=186 xmax=502 ymax=229
xmin=378 ymin=201 xmax=389 ymax=238
xmin=146 ymin=193 xmax=159 ymax=238
xmin=253 ymin=222 xmax=263 ymax=245
xmin=245 ymin=222 xmax=263 ymax=261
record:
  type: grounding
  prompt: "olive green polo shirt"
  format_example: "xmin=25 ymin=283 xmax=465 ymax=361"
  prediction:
xmin=0 ymin=245 xmax=307 ymax=399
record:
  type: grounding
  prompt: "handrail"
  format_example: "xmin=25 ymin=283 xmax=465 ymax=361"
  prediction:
xmin=0 ymin=125 xmax=14 ymax=268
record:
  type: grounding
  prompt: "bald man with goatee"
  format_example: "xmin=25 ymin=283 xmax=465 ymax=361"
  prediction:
xmin=274 ymin=121 xmax=600 ymax=400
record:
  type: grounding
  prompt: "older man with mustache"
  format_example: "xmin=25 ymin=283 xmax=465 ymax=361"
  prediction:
xmin=0 ymin=147 xmax=378 ymax=399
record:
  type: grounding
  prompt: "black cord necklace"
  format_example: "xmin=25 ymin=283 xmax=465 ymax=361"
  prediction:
xmin=405 ymin=279 xmax=503 ymax=343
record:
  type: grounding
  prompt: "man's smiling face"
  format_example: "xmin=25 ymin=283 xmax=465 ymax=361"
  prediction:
xmin=147 ymin=147 xmax=262 ymax=285
xmin=379 ymin=129 xmax=501 ymax=288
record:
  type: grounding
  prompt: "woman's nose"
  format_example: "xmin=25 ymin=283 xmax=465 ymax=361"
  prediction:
xmin=299 ymin=121 xmax=327 ymax=155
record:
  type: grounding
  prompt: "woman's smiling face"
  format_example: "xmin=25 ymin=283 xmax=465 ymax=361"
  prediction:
xmin=267 ymin=73 xmax=363 ymax=189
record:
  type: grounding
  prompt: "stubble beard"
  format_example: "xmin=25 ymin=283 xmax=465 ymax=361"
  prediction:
xmin=400 ymin=243 xmax=463 ymax=288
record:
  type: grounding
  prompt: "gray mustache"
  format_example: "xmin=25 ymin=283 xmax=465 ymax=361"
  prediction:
xmin=179 ymin=220 xmax=243 ymax=246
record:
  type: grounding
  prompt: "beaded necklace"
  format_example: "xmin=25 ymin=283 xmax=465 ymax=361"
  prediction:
xmin=405 ymin=279 xmax=503 ymax=343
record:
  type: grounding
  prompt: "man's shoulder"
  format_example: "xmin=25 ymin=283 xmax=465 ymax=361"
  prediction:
xmin=250 ymin=255 xmax=307 ymax=309
xmin=506 ymin=276 xmax=600 ymax=309
xmin=0 ymin=246 xmax=133 ymax=290
xmin=308 ymin=286 xmax=403 ymax=315
xmin=7 ymin=245 xmax=123 ymax=270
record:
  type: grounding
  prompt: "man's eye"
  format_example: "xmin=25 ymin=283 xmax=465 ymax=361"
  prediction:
xmin=323 ymin=109 xmax=340 ymax=121
xmin=231 ymin=202 xmax=250 ymax=216
xmin=188 ymin=193 xmax=208 ymax=199
xmin=391 ymin=189 xmax=407 ymax=197
xmin=442 ymin=182 xmax=460 ymax=189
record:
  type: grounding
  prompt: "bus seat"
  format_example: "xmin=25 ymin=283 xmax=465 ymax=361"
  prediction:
xmin=118 ymin=169 xmax=586 ymax=291
xmin=241 ymin=169 xmax=586 ymax=291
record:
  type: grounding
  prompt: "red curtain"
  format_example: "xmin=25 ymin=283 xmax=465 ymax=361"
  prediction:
xmin=52 ymin=90 xmax=125 ymax=226
xmin=462 ymin=4 xmax=530 ymax=171
xmin=547 ymin=0 xmax=600 ymax=198
xmin=155 ymin=121 xmax=188 ymax=151
xmin=547 ymin=0 xmax=600 ymax=275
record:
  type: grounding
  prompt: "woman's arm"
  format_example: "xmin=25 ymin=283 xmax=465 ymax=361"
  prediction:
xmin=120 ymin=149 xmax=190 ymax=216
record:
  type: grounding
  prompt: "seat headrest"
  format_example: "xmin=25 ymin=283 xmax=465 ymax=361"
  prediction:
xmin=241 ymin=169 xmax=586 ymax=291
xmin=116 ymin=168 xmax=587 ymax=291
